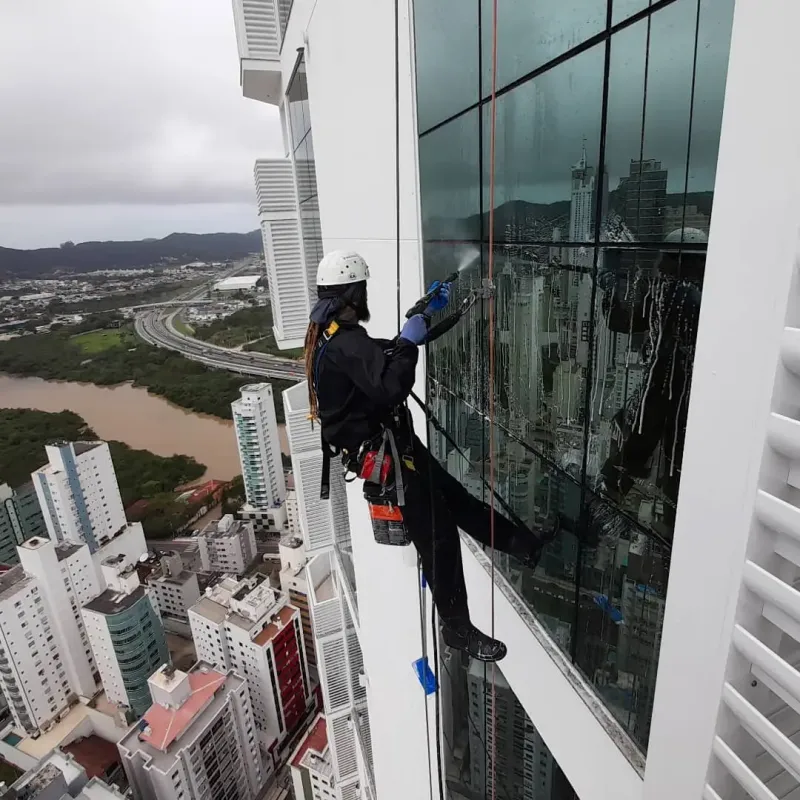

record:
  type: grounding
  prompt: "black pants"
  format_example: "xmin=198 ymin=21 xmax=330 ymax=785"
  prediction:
xmin=399 ymin=434 xmax=524 ymax=627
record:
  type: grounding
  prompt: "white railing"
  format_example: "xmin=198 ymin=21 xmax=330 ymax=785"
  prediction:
xmin=705 ymin=311 xmax=800 ymax=797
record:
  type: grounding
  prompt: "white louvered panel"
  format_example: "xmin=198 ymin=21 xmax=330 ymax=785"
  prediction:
xmin=338 ymin=780 xmax=361 ymax=800
xmin=260 ymin=218 xmax=309 ymax=343
xmin=310 ymin=595 xmax=342 ymax=640
xmin=240 ymin=0 xmax=280 ymax=60
xmin=282 ymin=383 xmax=319 ymax=455
xmin=330 ymin=713 xmax=359 ymax=779
xmin=344 ymin=603 xmax=366 ymax=704
xmin=319 ymin=636 xmax=350 ymax=712
xmin=295 ymin=450 xmax=335 ymax=552
xmin=255 ymin=159 xmax=296 ymax=215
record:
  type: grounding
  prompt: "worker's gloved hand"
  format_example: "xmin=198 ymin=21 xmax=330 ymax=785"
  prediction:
xmin=399 ymin=314 xmax=429 ymax=345
xmin=424 ymin=281 xmax=451 ymax=315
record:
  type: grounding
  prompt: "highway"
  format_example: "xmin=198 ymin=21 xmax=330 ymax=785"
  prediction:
xmin=135 ymin=309 xmax=304 ymax=382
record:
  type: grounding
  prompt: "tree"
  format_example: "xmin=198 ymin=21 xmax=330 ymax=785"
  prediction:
xmin=59 ymin=241 xmax=75 ymax=249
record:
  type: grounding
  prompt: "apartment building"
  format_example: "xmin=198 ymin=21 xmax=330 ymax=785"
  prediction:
xmin=232 ymin=383 xmax=287 ymax=515
xmin=0 ymin=566 xmax=74 ymax=734
xmin=3 ymin=748 xmax=127 ymax=800
xmin=278 ymin=533 xmax=315 ymax=668
xmin=145 ymin=551 xmax=200 ymax=637
xmin=32 ymin=442 xmax=125 ymax=553
xmin=289 ymin=714 xmax=335 ymax=800
xmin=82 ymin=556 xmax=169 ymax=719
xmin=0 ymin=482 xmax=46 ymax=564
xmin=117 ymin=663 xmax=264 ymax=800
xmin=189 ymin=574 xmax=313 ymax=763
xmin=229 ymin=0 xmax=800 ymax=798
xmin=17 ymin=536 xmax=100 ymax=701
xmin=197 ymin=514 xmax=257 ymax=576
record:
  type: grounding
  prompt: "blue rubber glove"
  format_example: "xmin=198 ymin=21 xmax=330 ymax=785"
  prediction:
xmin=399 ymin=314 xmax=429 ymax=345
xmin=424 ymin=281 xmax=451 ymax=315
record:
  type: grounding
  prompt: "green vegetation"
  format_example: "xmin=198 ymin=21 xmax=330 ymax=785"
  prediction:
xmin=221 ymin=474 xmax=245 ymax=515
xmin=195 ymin=306 xmax=304 ymax=360
xmin=47 ymin=280 xmax=204 ymax=315
xmin=0 ymin=323 xmax=294 ymax=423
xmin=0 ymin=409 xmax=207 ymax=538
xmin=172 ymin=317 xmax=195 ymax=336
xmin=71 ymin=328 xmax=129 ymax=353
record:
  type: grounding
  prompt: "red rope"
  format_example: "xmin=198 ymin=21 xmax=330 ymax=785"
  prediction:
xmin=487 ymin=0 xmax=499 ymax=798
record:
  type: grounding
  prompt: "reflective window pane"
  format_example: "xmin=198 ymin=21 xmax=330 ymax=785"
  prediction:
xmin=603 ymin=0 xmax=731 ymax=244
xmin=414 ymin=0 xmax=479 ymax=132
xmin=483 ymin=43 xmax=605 ymax=243
xmin=611 ymin=0 xmax=652 ymax=26
xmin=575 ymin=491 xmax=670 ymax=749
xmin=419 ymin=109 xmax=481 ymax=256
xmin=441 ymin=649 xmax=579 ymax=799
xmin=482 ymin=0 xmax=606 ymax=95
xmin=286 ymin=58 xmax=310 ymax=151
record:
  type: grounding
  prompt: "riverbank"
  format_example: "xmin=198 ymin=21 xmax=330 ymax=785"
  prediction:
xmin=0 ymin=323 xmax=295 ymax=423
xmin=0 ymin=374 xmax=288 ymax=481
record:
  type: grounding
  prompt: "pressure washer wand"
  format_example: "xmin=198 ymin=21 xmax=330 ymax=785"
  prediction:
xmin=405 ymin=271 xmax=459 ymax=319
xmin=425 ymin=278 xmax=495 ymax=344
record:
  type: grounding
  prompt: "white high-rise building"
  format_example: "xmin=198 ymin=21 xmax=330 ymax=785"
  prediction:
xmin=232 ymin=383 xmax=287 ymax=513
xmin=17 ymin=536 xmax=100 ymax=701
xmin=282 ymin=382 xmax=350 ymax=554
xmin=117 ymin=663 xmax=264 ymax=800
xmin=32 ymin=442 xmax=126 ymax=553
xmin=227 ymin=1 xmax=800 ymax=799
xmin=82 ymin=556 xmax=169 ymax=719
xmin=189 ymin=574 xmax=313 ymax=762
xmin=0 ymin=565 xmax=75 ymax=734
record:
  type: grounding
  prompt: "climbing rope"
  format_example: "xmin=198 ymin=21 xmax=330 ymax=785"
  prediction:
xmin=486 ymin=0 xmax=500 ymax=796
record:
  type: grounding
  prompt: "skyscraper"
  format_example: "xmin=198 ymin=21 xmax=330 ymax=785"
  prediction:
xmin=232 ymin=383 xmax=287 ymax=530
xmin=615 ymin=159 xmax=669 ymax=241
xmin=82 ymin=556 xmax=169 ymax=719
xmin=118 ymin=663 xmax=265 ymax=800
xmin=32 ymin=441 xmax=126 ymax=553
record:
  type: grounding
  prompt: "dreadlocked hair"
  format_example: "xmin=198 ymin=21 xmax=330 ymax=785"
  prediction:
xmin=304 ymin=321 xmax=322 ymax=421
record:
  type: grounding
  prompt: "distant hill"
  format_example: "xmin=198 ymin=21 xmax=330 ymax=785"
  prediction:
xmin=0 ymin=230 xmax=263 ymax=277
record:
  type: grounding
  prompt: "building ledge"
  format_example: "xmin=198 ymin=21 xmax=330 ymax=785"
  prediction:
xmin=459 ymin=531 xmax=645 ymax=800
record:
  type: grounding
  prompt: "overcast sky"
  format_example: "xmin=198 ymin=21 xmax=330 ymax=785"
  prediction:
xmin=0 ymin=0 xmax=284 ymax=249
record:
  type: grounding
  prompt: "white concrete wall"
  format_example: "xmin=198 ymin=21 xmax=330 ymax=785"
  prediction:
xmin=279 ymin=1 xmax=433 ymax=798
xmin=643 ymin=0 xmax=800 ymax=797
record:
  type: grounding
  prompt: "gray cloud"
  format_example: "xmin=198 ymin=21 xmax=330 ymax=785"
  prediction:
xmin=0 ymin=0 xmax=283 ymax=244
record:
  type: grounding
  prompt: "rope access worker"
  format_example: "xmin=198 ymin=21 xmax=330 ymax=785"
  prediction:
xmin=306 ymin=250 xmax=558 ymax=663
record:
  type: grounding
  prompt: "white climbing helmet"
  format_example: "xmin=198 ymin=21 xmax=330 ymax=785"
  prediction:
xmin=316 ymin=251 xmax=370 ymax=287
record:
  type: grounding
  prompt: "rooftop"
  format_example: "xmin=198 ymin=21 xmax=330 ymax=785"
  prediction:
xmin=63 ymin=735 xmax=121 ymax=780
xmin=190 ymin=595 xmax=228 ymax=625
xmin=56 ymin=542 xmax=85 ymax=562
xmin=138 ymin=666 xmax=228 ymax=751
xmin=213 ymin=275 xmax=260 ymax=291
xmin=0 ymin=566 xmax=29 ymax=602
xmin=290 ymin=714 xmax=331 ymax=779
xmin=83 ymin=584 xmax=146 ymax=616
xmin=253 ymin=605 xmax=296 ymax=647
xmin=199 ymin=514 xmax=250 ymax=540
xmin=73 ymin=442 xmax=103 ymax=456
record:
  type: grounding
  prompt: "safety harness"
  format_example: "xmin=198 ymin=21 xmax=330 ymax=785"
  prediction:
xmin=313 ymin=319 xmax=412 ymax=546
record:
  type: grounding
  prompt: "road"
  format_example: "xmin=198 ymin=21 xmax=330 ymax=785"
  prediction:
xmin=133 ymin=268 xmax=304 ymax=382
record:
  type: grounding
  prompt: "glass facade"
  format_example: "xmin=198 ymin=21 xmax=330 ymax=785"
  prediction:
xmin=442 ymin=644 xmax=578 ymax=799
xmin=415 ymin=0 xmax=734 ymax=755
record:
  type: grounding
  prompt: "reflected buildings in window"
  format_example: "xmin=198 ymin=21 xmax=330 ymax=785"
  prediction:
xmin=414 ymin=0 xmax=734 ymax=757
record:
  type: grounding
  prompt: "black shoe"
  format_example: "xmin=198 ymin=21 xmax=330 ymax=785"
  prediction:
xmin=442 ymin=623 xmax=507 ymax=662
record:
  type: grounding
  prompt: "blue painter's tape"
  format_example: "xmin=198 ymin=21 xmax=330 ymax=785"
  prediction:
xmin=412 ymin=656 xmax=438 ymax=695
xmin=420 ymin=573 xmax=427 ymax=589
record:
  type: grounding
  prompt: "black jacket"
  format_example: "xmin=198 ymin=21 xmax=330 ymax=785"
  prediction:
xmin=316 ymin=322 xmax=418 ymax=453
